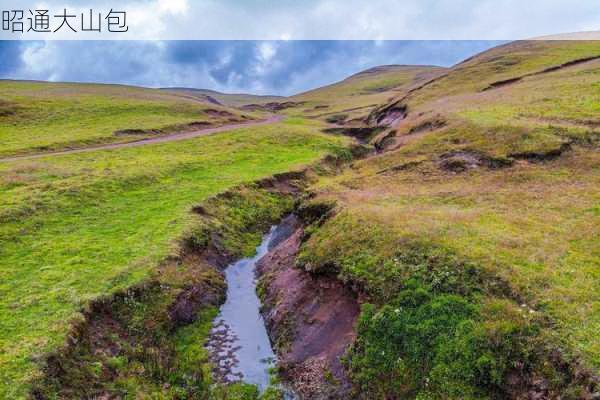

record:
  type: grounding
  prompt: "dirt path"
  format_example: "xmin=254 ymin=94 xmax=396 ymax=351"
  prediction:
xmin=0 ymin=114 xmax=283 ymax=163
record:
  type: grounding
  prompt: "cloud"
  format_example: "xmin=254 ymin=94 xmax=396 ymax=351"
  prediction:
xmin=1 ymin=40 xmax=502 ymax=95
xmin=0 ymin=0 xmax=597 ymax=39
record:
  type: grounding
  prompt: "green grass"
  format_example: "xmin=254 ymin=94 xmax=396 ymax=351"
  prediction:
xmin=0 ymin=119 xmax=348 ymax=398
xmin=0 ymin=81 xmax=259 ymax=157
xmin=161 ymin=88 xmax=285 ymax=108
xmin=300 ymin=147 xmax=599 ymax=397
xmin=297 ymin=40 xmax=600 ymax=398
xmin=2 ymin=39 xmax=599 ymax=399
xmin=409 ymin=40 xmax=600 ymax=105
xmin=454 ymin=58 xmax=600 ymax=149
xmin=288 ymin=65 xmax=446 ymax=122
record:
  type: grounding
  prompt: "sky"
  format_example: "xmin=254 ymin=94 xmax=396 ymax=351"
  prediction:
xmin=0 ymin=0 xmax=598 ymax=40
xmin=0 ymin=40 xmax=504 ymax=95
xmin=0 ymin=0 xmax=596 ymax=95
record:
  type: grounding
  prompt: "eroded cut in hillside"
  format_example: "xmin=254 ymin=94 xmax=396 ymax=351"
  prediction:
xmin=257 ymin=215 xmax=360 ymax=399
xmin=206 ymin=226 xmax=279 ymax=390
xmin=3 ymin=38 xmax=599 ymax=400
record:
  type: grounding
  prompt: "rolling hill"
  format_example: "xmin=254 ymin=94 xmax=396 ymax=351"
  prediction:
xmin=0 ymin=38 xmax=598 ymax=399
xmin=292 ymin=39 xmax=600 ymax=398
xmin=0 ymin=81 xmax=263 ymax=158
xmin=160 ymin=87 xmax=286 ymax=108
xmin=289 ymin=64 xmax=447 ymax=122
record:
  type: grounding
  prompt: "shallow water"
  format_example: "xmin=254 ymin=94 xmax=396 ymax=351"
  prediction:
xmin=207 ymin=225 xmax=285 ymax=391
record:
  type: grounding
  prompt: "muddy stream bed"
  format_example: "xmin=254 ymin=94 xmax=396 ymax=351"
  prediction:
xmin=205 ymin=219 xmax=296 ymax=393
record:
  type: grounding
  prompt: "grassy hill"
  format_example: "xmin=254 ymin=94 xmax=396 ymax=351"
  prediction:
xmin=0 ymin=81 xmax=261 ymax=158
xmin=1 ymin=39 xmax=599 ymax=399
xmin=288 ymin=64 xmax=447 ymax=123
xmin=161 ymin=87 xmax=286 ymax=108
xmin=296 ymin=40 xmax=600 ymax=398
xmin=162 ymin=65 xmax=447 ymax=126
xmin=0 ymin=111 xmax=348 ymax=397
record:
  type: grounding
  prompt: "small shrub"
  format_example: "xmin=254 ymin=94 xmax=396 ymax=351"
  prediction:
xmin=347 ymin=283 xmax=538 ymax=399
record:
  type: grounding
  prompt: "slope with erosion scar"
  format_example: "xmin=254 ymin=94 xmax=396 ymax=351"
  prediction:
xmin=367 ymin=40 xmax=600 ymax=153
xmin=2 ymin=38 xmax=599 ymax=400
xmin=287 ymin=65 xmax=447 ymax=124
xmin=274 ymin=39 xmax=600 ymax=399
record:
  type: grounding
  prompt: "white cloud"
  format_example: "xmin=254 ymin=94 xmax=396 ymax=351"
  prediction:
xmin=156 ymin=0 xmax=188 ymax=15
xmin=21 ymin=41 xmax=59 ymax=79
xmin=253 ymin=42 xmax=277 ymax=75
xmin=258 ymin=42 xmax=276 ymax=63
xmin=127 ymin=0 xmax=190 ymax=37
xmin=0 ymin=0 xmax=598 ymax=39
xmin=4 ymin=40 xmax=504 ymax=95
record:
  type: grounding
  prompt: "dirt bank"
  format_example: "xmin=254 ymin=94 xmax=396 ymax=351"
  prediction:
xmin=31 ymin=181 xmax=300 ymax=398
xmin=29 ymin=150 xmax=361 ymax=399
xmin=257 ymin=215 xmax=360 ymax=399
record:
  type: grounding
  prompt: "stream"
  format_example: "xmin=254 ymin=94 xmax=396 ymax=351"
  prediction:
xmin=206 ymin=220 xmax=294 ymax=392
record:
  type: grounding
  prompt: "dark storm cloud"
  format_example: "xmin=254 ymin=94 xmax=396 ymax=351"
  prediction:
xmin=0 ymin=40 xmax=503 ymax=95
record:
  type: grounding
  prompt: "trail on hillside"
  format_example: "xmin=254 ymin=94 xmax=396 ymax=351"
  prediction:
xmin=0 ymin=114 xmax=283 ymax=162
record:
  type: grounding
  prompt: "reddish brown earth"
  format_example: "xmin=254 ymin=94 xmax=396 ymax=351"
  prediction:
xmin=256 ymin=217 xmax=360 ymax=399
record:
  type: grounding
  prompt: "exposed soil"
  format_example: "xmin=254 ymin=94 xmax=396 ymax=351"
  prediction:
xmin=321 ymin=127 xmax=383 ymax=143
xmin=0 ymin=99 xmax=19 ymax=117
xmin=509 ymin=142 xmax=572 ymax=163
xmin=257 ymin=170 xmax=308 ymax=196
xmin=32 ymin=273 xmax=227 ymax=399
xmin=364 ymin=72 xmax=448 ymax=126
xmin=439 ymin=150 xmax=513 ymax=172
xmin=372 ymin=120 xmax=442 ymax=152
xmin=240 ymin=101 xmax=305 ymax=112
xmin=204 ymin=108 xmax=235 ymax=118
xmin=324 ymin=114 xmax=349 ymax=125
xmin=257 ymin=217 xmax=360 ymax=399
xmin=114 ymin=121 xmax=216 ymax=137
xmin=536 ymin=55 xmax=600 ymax=74
xmin=31 ymin=169 xmax=321 ymax=398
xmin=373 ymin=129 xmax=397 ymax=151
xmin=483 ymin=55 xmax=600 ymax=91
xmin=188 ymin=120 xmax=218 ymax=128
xmin=168 ymin=260 xmax=227 ymax=326
xmin=482 ymin=76 xmax=523 ymax=91
xmin=407 ymin=117 xmax=447 ymax=134
xmin=370 ymin=103 xmax=408 ymax=127
xmin=113 ymin=128 xmax=163 ymax=136
xmin=0 ymin=115 xmax=283 ymax=163
xmin=200 ymin=95 xmax=222 ymax=105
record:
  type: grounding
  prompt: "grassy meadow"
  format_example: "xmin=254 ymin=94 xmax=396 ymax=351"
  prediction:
xmin=0 ymin=116 xmax=348 ymax=398
xmin=0 ymin=81 xmax=260 ymax=157
xmin=1 ymin=38 xmax=599 ymax=399
xmin=295 ymin=40 xmax=600 ymax=398
xmin=161 ymin=87 xmax=286 ymax=108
